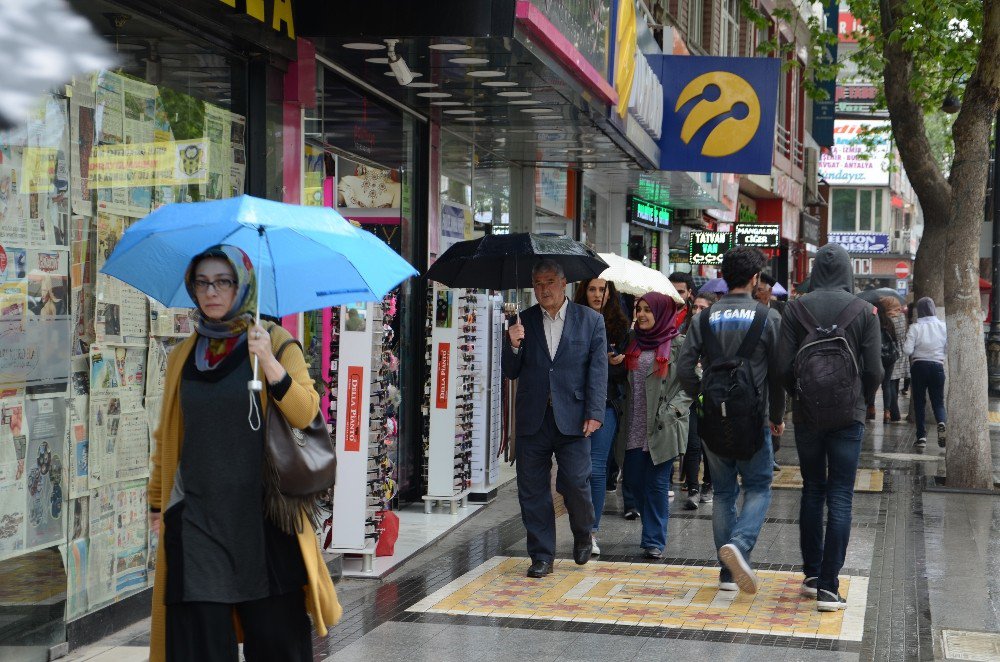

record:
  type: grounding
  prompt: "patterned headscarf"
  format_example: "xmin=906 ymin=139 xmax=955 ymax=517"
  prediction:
xmin=184 ymin=244 xmax=256 ymax=370
xmin=625 ymin=292 xmax=682 ymax=378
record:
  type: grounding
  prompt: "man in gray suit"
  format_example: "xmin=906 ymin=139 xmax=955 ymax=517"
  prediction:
xmin=502 ymin=259 xmax=608 ymax=578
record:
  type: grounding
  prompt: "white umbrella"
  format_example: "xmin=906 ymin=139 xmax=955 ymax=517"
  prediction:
xmin=597 ymin=253 xmax=683 ymax=303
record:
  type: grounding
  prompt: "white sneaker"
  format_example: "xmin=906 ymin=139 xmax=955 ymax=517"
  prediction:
xmin=668 ymin=490 xmax=675 ymax=498
xmin=719 ymin=580 xmax=738 ymax=591
xmin=591 ymin=535 xmax=601 ymax=556
xmin=719 ymin=544 xmax=759 ymax=594
xmin=915 ymin=437 xmax=927 ymax=449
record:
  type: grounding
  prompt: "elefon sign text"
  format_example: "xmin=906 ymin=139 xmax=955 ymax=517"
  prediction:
xmin=734 ymin=223 xmax=780 ymax=248
xmin=689 ymin=231 xmax=734 ymax=265
xmin=828 ymin=232 xmax=889 ymax=254
xmin=628 ymin=195 xmax=671 ymax=231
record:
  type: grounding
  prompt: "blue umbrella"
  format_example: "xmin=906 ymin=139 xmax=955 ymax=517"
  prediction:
xmin=101 ymin=195 xmax=417 ymax=316
xmin=698 ymin=277 xmax=728 ymax=295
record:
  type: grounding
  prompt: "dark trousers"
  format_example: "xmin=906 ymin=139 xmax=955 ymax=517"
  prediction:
xmin=516 ymin=405 xmax=595 ymax=563
xmin=166 ymin=588 xmax=312 ymax=662
xmin=623 ymin=450 xmax=674 ymax=551
xmin=795 ymin=422 xmax=865 ymax=594
xmin=911 ymin=360 xmax=946 ymax=439
xmin=882 ymin=374 xmax=900 ymax=420
xmin=683 ymin=407 xmax=711 ymax=491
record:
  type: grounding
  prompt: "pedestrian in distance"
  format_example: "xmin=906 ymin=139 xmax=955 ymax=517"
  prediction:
xmin=904 ymin=297 xmax=948 ymax=448
xmin=613 ymin=292 xmax=692 ymax=559
xmin=678 ymin=247 xmax=785 ymax=595
xmin=682 ymin=291 xmax=717 ymax=510
xmin=574 ymin=277 xmax=629 ymax=556
xmin=777 ymin=243 xmax=882 ymax=612
xmin=879 ymin=296 xmax=906 ymax=423
xmin=502 ymin=259 xmax=608 ymax=578
xmin=147 ymin=245 xmax=340 ymax=662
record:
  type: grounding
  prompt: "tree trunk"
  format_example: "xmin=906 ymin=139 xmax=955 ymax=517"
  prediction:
xmin=911 ymin=211 xmax=946 ymax=305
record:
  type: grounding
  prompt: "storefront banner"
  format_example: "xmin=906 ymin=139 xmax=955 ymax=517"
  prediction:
xmin=817 ymin=120 xmax=891 ymax=186
xmin=828 ymin=231 xmax=889 ymax=254
xmin=734 ymin=223 xmax=780 ymax=248
xmin=654 ymin=55 xmax=781 ymax=175
xmin=689 ymin=230 xmax=734 ymax=266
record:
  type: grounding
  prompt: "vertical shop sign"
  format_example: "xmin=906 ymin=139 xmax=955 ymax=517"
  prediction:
xmin=344 ymin=366 xmax=363 ymax=452
xmin=812 ymin=0 xmax=839 ymax=146
xmin=436 ymin=343 xmax=450 ymax=409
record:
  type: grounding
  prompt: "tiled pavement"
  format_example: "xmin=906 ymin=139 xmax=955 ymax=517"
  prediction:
xmin=64 ymin=397 xmax=1000 ymax=661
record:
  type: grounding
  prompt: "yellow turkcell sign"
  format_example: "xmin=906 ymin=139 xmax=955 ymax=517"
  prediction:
xmin=614 ymin=0 xmax=637 ymax=119
xmin=675 ymin=71 xmax=761 ymax=157
xmin=218 ymin=0 xmax=295 ymax=39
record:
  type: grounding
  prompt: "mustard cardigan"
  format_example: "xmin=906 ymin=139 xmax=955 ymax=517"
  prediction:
xmin=147 ymin=326 xmax=342 ymax=661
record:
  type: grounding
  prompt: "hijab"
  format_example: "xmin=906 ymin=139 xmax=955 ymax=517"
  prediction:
xmin=184 ymin=244 xmax=257 ymax=371
xmin=625 ymin=292 xmax=681 ymax=378
xmin=916 ymin=297 xmax=937 ymax=319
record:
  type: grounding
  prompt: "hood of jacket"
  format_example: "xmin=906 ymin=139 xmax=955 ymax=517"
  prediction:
xmin=810 ymin=243 xmax=854 ymax=293
xmin=916 ymin=296 xmax=937 ymax=318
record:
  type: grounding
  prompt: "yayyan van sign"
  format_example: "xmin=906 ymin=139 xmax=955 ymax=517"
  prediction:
xmin=817 ymin=120 xmax=891 ymax=186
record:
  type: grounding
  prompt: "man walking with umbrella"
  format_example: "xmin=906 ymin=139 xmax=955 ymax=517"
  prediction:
xmin=503 ymin=259 xmax=609 ymax=578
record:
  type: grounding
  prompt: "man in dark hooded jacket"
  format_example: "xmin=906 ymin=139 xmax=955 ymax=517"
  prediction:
xmin=777 ymin=243 xmax=882 ymax=612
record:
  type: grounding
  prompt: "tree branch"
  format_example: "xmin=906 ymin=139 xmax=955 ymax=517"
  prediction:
xmin=951 ymin=0 xmax=1000 ymax=157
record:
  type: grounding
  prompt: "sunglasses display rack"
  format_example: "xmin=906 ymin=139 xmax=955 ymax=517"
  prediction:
xmin=325 ymin=300 xmax=384 ymax=573
xmin=421 ymin=282 xmax=473 ymax=514
xmin=465 ymin=292 xmax=502 ymax=503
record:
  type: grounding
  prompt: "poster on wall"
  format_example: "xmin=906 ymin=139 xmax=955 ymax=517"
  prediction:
xmin=337 ymin=156 xmax=401 ymax=209
xmin=87 ymin=346 xmax=148 ymax=487
xmin=23 ymin=395 xmax=67 ymax=549
xmin=70 ymin=75 xmax=97 ymax=217
xmin=440 ymin=202 xmax=470 ymax=253
xmin=69 ymin=356 xmax=89 ymax=497
xmin=0 ymin=390 xmax=27 ymax=559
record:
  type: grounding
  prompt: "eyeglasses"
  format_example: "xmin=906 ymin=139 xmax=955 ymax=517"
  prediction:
xmin=192 ymin=278 xmax=236 ymax=293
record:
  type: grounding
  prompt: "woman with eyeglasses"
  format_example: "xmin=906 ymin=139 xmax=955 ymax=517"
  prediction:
xmin=573 ymin=277 xmax=629 ymax=555
xmin=146 ymin=245 xmax=339 ymax=662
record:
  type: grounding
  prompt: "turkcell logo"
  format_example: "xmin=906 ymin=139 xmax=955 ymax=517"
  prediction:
xmin=652 ymin=56 xmax=780 ymax=175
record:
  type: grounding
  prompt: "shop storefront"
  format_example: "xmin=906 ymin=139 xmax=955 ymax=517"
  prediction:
xmin=0 ymin=1 xmax=298 ymax=657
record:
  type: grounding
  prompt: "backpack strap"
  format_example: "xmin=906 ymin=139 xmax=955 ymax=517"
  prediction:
xmin=834 ymin=298 xmax=871 ymax=332
xmin=699 ymin=308 xmax=724 ymax=362
xmin=735 ymin=303 xmax=769 ymax=359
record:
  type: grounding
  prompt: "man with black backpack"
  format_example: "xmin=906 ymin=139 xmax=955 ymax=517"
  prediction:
xmin=678 ymin=247 xmax=785 ymax=595
xmin=778 ymin=243 xmax=882 ymax=612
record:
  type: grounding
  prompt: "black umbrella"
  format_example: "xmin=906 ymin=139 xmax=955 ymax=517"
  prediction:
xmin=426 ymin=233 xmax=608 ymax=290
xmin=858 ymin=287 xmax=904 ymax=304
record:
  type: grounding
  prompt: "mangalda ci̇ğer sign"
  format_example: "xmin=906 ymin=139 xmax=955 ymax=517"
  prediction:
xmin=689 ymin=231 xmax=734 ymax=265
xmin=734 ymin=224 xmax=780 ymax=248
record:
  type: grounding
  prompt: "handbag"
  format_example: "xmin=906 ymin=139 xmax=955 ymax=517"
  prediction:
xmin=263 ymin=336 xmax=337 ymax=534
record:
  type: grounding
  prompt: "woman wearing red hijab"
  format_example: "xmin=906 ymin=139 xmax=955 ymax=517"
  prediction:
xmin=612 ymin=292 xmax=693 ymax=558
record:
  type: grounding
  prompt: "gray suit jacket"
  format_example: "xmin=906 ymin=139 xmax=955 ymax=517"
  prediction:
xmin=502 ymin=301 xmax=608 ymax=437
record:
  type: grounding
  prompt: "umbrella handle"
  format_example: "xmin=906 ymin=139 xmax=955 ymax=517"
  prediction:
xmin=248 ymin=229 xmax=264 ymax=431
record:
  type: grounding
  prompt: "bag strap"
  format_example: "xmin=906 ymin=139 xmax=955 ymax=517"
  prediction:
xmin=788 ymin=299 xmax=821 ymax=333
xmin=275 ymin=337 xmax=302 ymax=361
xmin=735 ymin=303 xmax=769 ymax=359
xmin=699 ymin=307 xmax=724 ymax=362
xmin=834 ymin=298 xmax=871 ymax=332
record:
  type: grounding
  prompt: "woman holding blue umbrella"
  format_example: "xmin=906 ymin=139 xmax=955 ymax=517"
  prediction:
xmin=147 ymin=245 xmax=339 ymax=662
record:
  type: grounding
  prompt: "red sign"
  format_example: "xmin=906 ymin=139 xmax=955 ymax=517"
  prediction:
xmin=344 ymin=366 xmax=364 ymax=452
xmin=0 ymin=245 xmax=6 ymax=273
xmin=895 ymin=262 xmax=910 ymax=279
xmin=838 ymin=12 xmax=862 ymax=42
xmin=435 ymin=343 xmax=450 ymax=409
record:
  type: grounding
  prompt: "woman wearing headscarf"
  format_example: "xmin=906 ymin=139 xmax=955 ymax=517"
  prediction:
xmin=880 ymin=296 xmax=907 ymax=423
xmin=573 ymin=278 xmax=629 ymax=555
xmin=903 ymin=297 xmax=947 ymax=448
xmin=613 ymin=292 xmax=692 ymax=558
xmin=147 ymin=245 xmax=340 ymax=662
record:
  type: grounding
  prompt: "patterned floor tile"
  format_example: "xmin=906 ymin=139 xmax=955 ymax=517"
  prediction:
xmin=408 ymin=556 xmax=868 ymax=642
xmin=772 ymin=465 xmax=884 ymax=492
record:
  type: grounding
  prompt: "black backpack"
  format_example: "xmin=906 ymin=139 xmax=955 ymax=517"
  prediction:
xmin=880 ymin=327 xmax=899 ymax=368
xmin=696 ymin=303 xmax=769 ymax=460
xmin=788 ymin=298 xmax=870 ymax=433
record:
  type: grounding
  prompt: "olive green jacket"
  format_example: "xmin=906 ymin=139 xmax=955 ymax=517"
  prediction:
xmin=614 ymin=335 xmax=693 ymax=467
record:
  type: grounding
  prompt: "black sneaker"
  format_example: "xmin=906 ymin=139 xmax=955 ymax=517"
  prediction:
xmin=937 ymin=422 xmax=947 ymax=447
xmin=817 ymin=588 xmax=847 ymax=611
xmin=684 ymin=490 xmax=699 ymax=510
xmin=623 ymin=509 xmax=640 ymax=520
xmin=801 ymin=577 xmax=818 ymax=597
xmin=915 ymin=437 xmax=927 ymax=449
xmin=699 ymin=486 xmax=713 ymax=503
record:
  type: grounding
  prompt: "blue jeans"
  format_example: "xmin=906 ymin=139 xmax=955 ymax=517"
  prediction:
xmin=911 ymin=361 xmax=946 ymax=439
xmin=703 ymin=427 xmax=773 ymax=579
xmin=590 ymin=406 xmax=617 ymax=531
xmin=795 ymin=422 xmax=865 ymax=593
xmin=623 ymin=449 xmax=674 ymax=551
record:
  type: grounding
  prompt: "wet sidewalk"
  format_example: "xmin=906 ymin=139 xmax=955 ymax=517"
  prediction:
xmin=65 ymin=396 xmax=1000 ymax=662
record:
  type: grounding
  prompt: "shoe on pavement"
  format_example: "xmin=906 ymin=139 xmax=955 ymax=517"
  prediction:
xmin=938 ymin=422 xmax=947 ymax=447
xmin=668 ymin=490 xmax=675 ymax=498
xmin=526 ymin=560 xmax=553 ymax=578
xmin=801 ymin=577 xmax=818 ymax=597
xmin=573 ymin=539 xmax=593 ymax=565
xmin=773 ymin=462 xmax=781 ymax=472
xmin=684 ymin=490 xmax=699 ymax=510
xmin=643 ymin=547 xmax=663 ymax=559
xmin=915 ymin=437 xmax=927 ymax=449
xmin=699 ymin=487 xmax=714 ymax=504
xmin=591 ymin=535 xmax=601 ymax=556
xmin=719 ymin=544 xmax=759 ymax=594
xmin=623 ymin=509 xmax=640 ymax=520
xmin=817 ymin=588 xmax=848 ymax=611
xmin=719 ymin=571 xmax=738 ymax=591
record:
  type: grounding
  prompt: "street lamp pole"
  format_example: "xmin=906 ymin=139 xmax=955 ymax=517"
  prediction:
xmin=987 ymin=110 xmax=1000 ymax=395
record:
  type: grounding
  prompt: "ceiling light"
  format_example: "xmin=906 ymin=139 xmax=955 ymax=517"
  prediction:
xmin=430 ymin=101 xmax=464 ymax=106
xmin=343 ymin=42 xmax=385 ymax=50
xmin=429 ymin=43 xmax=471 ymax=51
xmin=508 ymin=100 xmax=541 ymax=105
xmin=443 ymin=109 xmax=476 ymax=115
xmin=456 ymin=117 xmax=482 ymax=121
xmin=532 ymin=115 xmax=562 ymax=120
xmin=450 ymin=57 xmax=489 ymax=65
xmin=385 ymin=39 xmax=413 ymax=86
xmin=417 ymin=92 xmax=453 ymax=98
xmin=405 ymin=81 xmax=437 ymax=88
xmin=365 ymin=57 xmax=389 ymax=64
xmin=521 ymin=108 xmax=553 ymax=113
xmin=468 ymin=70 xmax=506 ymax=78
xmin=482 ymin=81 xmax=518 ymax=87
xmin=498 ymin=91 xmax=532 ymax=97
xmin=384 ymin=70 xmax=423 ymax=78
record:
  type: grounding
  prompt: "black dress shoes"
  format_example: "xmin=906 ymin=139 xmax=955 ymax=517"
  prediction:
xmin=526 ymin=560 xmax=553 ymax=578
xmin=643 ymin=547 xmax=663 ymax=559
xmin=573 ymin=540 xmax=593 ymax=565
